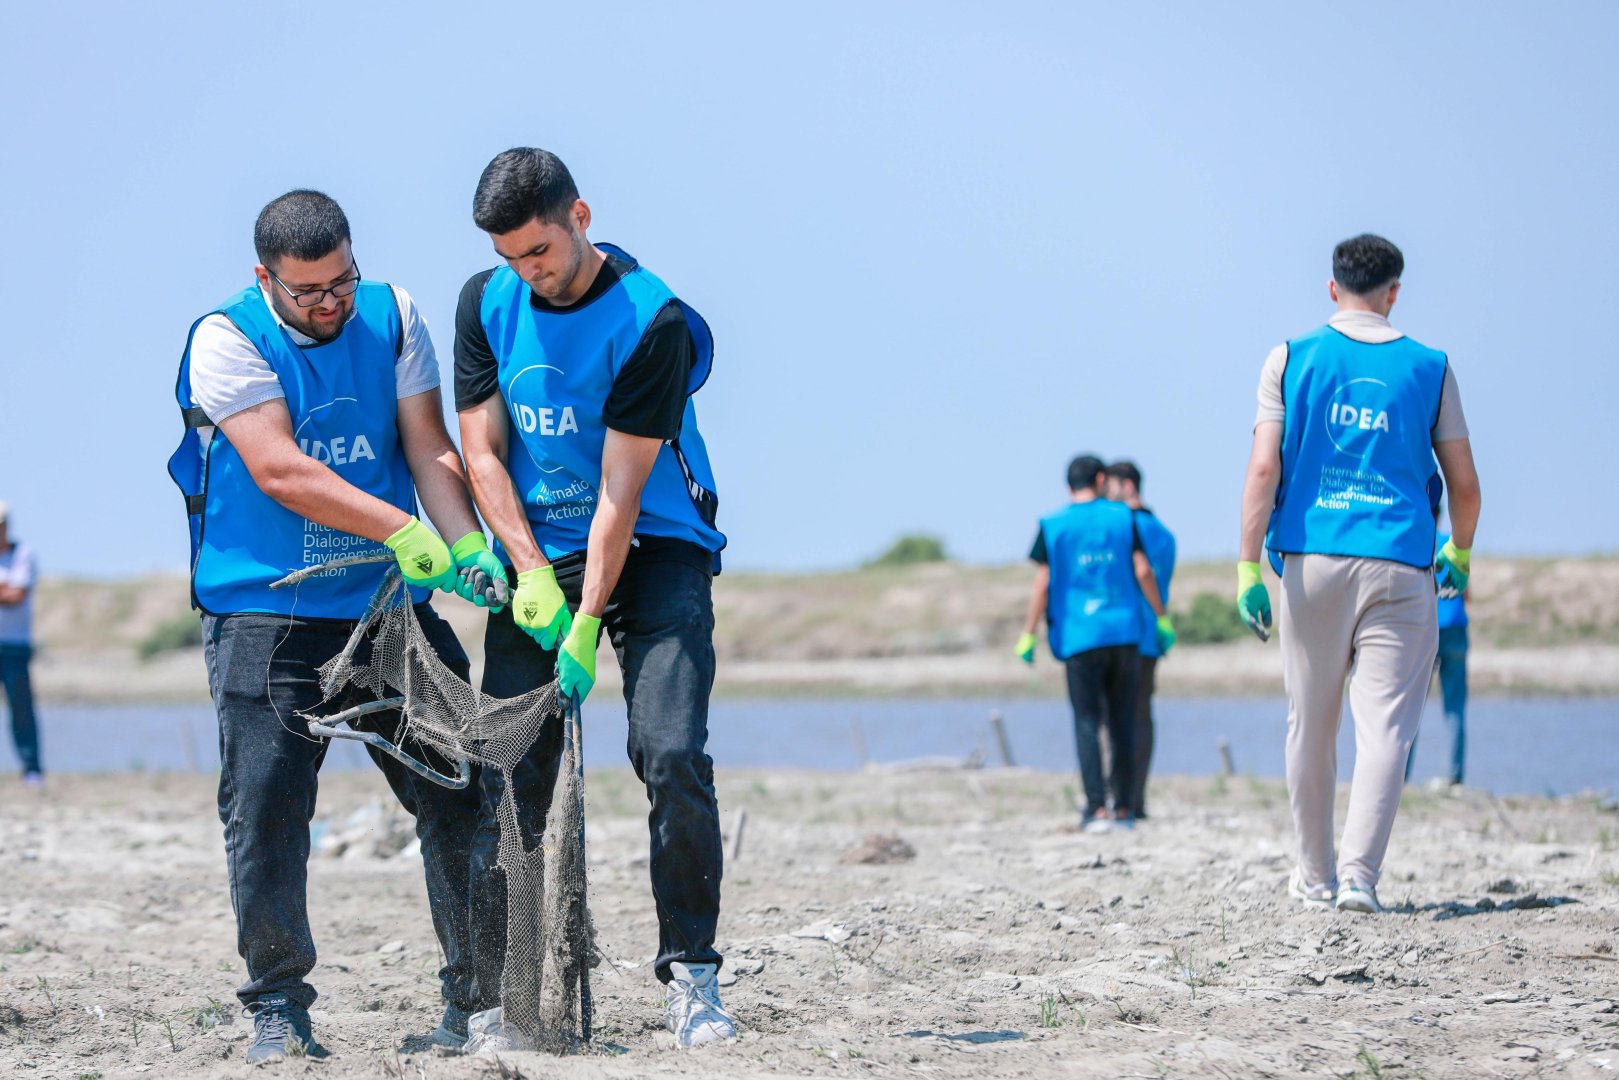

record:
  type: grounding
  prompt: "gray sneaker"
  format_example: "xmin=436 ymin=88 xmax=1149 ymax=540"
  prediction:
xmin=664 ymin=962 xmax=737 ymax=1048
xmin=1334 ymin=880 xmax=1385 ymax=919
xmin=244 ymin=993 xmax=322 ymax=1064
xmin=429 ymin=1002 xmax=472 ymax=1049
xmin=1336 ymin=880 xmax=1383 ymax=914
xmin=1288 ymin=866 xmax=1336 ymax=909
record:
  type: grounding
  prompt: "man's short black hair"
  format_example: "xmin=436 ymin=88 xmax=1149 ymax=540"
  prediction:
xmin=1332 ymin=234 xmax=1404 ymax=295
xmin=254 ymin=190 xmax=351 ymax=269
xmin=1105 ymin=460 xmax=1142 ymax=492
xmin=1067 ymin=454 xmax=1106 ymax=492
xmin=473 ymin=148 xmax=580 ymax=235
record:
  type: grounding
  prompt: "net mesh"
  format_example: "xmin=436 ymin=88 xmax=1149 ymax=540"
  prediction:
xmin=312 ymin=568 xmax=594 ymax=1052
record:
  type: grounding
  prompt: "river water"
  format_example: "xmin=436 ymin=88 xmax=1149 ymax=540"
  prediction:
xmin=9 ymin=696 xmax=1615 ymax=797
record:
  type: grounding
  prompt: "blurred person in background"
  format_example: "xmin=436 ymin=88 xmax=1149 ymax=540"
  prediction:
xmin=1104 ymin=461 xmax=1176 ymax=819
xmin=0 ymin=501 xmax=43 ymax=786
xmin=1018 ymin=455 xmax=1174 ymax=833
xmin=1406 ymin=512 xmax=1470 ymax=787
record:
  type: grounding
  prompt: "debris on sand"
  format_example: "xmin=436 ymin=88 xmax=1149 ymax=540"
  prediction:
xmin=792 ymin=920 xmax=856 ymax=944
xmin=840 ymin=834 xmax=916 ymax=865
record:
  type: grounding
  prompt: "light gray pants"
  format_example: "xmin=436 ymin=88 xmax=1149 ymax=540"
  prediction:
xmin=1280 ymin=554 xmax=1437 ymax=891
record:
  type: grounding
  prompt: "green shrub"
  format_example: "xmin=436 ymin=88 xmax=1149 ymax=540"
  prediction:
xmin=137 ymin=613 xmax=202 ymax=660
xmin=863 ymin=534 xmax=948 ymax=568
xmin=1176 ymin=592 xmax=1249 ymax=645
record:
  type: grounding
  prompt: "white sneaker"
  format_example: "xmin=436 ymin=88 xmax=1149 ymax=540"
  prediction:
xmin=1287 ymin=867 xmax=1336 ymax=909
xmin=1336 ymin=881 xmax=1383 ymax=914
xmin=664 ymin=962 xmax=737 ymax=1048
xmin=462 ymin=1006 xmax=534 ymax=1053
xmin=1081 ymin=810 xmax=1112 ymax=834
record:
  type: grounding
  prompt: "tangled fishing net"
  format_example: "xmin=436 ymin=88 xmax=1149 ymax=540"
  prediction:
xmin=299 ymin=564 xmax=595 ymax=1052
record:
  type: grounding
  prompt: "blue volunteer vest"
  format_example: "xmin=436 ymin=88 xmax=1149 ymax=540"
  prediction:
xmin=479 ymin=245 xmax=725 ymax=563
xmin=167 ymin=282 xmax=423 ymax=618
xmin=1041 ymin=499 xmax=1142 ymax=660
xmin=1435 ymin=532 xmax=1468 ymax=629
xmin=1132 ymin=508 xmax=1176 ymax=658
xmin=1266 ymin=325 xmax=1447 ymax=571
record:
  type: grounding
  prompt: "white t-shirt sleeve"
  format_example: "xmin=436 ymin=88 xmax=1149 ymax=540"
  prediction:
xmin=1432 ymin=365 xmax=1469 ymax=443
xmin=5 ymin=544 xmax=36 ymax=589
xmin=392 ymin=286 xmax=442 ymax=400
xmin=1253 ymin=343 xmax=1287 ymax=428
xmin=1 ymin=544 xmax=31 ymax=586
xmin=187 ymin=314 xmax=286 ymax=423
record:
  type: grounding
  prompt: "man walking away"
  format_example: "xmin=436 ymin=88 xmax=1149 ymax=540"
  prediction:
xmin=1104 ymin=462 xmax=1176 ymax=819
xmin=1017 ymin=455 xmax=1174 ymax=832
xmin=1236 ymin=234 xmax=1481 ymax=915
xmin=0 ymin=502 xmax=42 ymax=786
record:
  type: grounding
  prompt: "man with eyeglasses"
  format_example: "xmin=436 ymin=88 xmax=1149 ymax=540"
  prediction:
xmin=167 ymin=189 xmax=506 ymax=1063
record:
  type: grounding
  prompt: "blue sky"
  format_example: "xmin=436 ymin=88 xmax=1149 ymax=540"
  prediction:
xmin=2 ymin=2 xmax=1615 ymax=577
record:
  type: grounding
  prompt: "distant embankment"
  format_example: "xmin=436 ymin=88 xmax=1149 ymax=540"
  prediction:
xmin=28 ymin=556 xmax=1619 ymax=704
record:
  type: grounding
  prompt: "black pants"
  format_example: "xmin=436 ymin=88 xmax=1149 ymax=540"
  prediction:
xmin=1130 ymin=655 xmax=1157 ymax=817
xmin=204 ymin=607 xmax=480 ymax=1011
xmin=1064 ymin=645 xmax=1139 ymax=817
xmin=470 ymin=548 xmax=722 ymax=1004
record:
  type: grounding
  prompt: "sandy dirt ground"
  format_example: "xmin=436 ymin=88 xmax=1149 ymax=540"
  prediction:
xmin=1 ymin=768 xmax=1616 ymax=1079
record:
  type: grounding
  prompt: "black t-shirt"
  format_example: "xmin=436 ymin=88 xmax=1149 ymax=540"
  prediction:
xmin=453 ymin=251 xmax=694 ymax=440
xmin=1028 ymin=503 xmax=1145 ymax=564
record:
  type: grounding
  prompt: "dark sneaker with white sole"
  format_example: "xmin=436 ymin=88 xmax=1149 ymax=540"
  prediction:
xmin=244 ymin=993 xmax=322 ymax=1064
xmin=430 ymin=1002 xmax=472 ymax=1049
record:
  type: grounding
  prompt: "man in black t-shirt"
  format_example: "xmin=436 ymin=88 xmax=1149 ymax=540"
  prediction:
xmin=454 ymin=148 xmax=733 ymax=1050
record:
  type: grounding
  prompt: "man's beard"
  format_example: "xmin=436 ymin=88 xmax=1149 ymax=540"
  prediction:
xmin=533 ymin=237 xmax=588 ymax=301
xmin=271 ymin=293 xmax=348 ymax=342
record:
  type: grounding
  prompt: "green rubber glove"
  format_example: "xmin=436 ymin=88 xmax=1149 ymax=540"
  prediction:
xmin=384 ymin=517 xmax=455 ymax=591
xmin=512 ymin=566 xmax=572 ymax=649
xmin=450 ymin=532 xmax=508 ymax=611
xmin=1015 ymin=631 xmax=1038 ymax=665
xmin=1236 ymin=561 xmax=1273 ymax=643
xmin=1155 ymin=614 xmax=1177 ymax=655
xmin=1434 ymin=539 xmax=1471 ymax=598
xmin=558 ymin=613 xmax=601 ymax=705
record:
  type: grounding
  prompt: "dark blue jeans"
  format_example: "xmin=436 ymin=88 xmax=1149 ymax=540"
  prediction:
xmin=470 ymin=548 xmax=722 ymax=1003
xmin=0 ymin=643 xmax=41 ymax=775
xmin=1065 ymin=644 xmax=1139 ymax=817
xmin=1407 ymin=625 xmax=1468 ymax=785
xmin=204 ymin=606 xmax=481 ymax=1011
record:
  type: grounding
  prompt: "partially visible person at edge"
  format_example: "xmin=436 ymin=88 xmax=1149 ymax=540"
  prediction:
xmin=1104 ymin=461 xmax=1177 ymax=820
xmin=1406 ymin=512 xmax=1470 ymax=787
xmin=0 ymin=501 xmax=43 ymax=787
xmin=167 ymin=191 xmax=504 ymax=1063
xmin=452 ymin=148 xmax=734 ymax=1050
xmin=1017 ymin=455 xmax=1175 ymax=834
xmin=1236 ymin=233 xmax=1481 ymax=916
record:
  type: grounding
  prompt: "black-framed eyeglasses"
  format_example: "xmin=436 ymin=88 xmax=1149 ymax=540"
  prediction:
xmin=268 ymin=261 xmax=362 ymax=308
